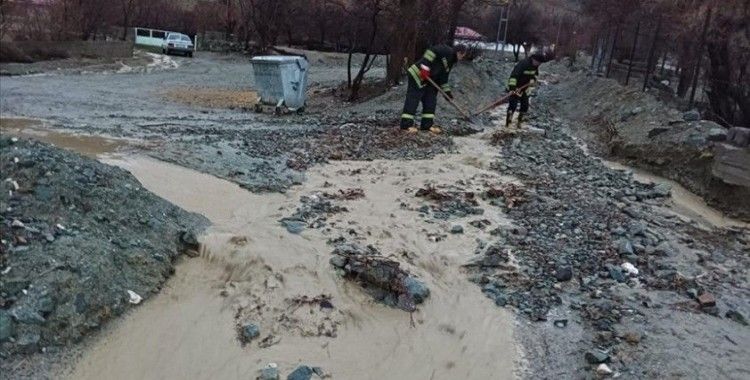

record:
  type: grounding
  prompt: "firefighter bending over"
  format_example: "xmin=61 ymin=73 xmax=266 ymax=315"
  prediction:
xmin=401 ymin=44 xmax=468 ymax=133
xmin=506 ymin=53 xmax=551 ymax=128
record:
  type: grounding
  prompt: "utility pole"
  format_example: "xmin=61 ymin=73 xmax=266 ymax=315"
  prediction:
xmin=495 ymin=2 xmax=510 ymax=59
xmin=502 ymin=4 xmax=510 ymax=59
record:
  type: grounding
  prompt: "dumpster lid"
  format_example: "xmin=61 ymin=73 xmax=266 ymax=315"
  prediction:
xmin=251 ymin=55 xmax=307 ymax=63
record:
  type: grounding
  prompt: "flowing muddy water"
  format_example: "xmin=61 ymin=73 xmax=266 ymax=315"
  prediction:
xmin=68 ymin=148 xmax=520 ymax=380
xmin=7 ymin=123 xmax=517 ymax=379
xmin=570 ymin=132 xmax=748 ymax=230
xmin=600 ymin=159 xmax=749 ymax=230
xmin=6 ymin=116 xmax=745 ymax=379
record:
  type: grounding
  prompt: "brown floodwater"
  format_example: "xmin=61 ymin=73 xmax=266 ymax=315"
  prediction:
xmin=7 ymin=117 xmax=744 ymax=380
xmin=0 ymin=117 xmax=130 ymax=157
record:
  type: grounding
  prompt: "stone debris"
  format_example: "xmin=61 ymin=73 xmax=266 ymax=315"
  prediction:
xmin=127 ymin=290 xmax=142 ymax=305
xmin=330 ymin=242 xmax=429 ymax=312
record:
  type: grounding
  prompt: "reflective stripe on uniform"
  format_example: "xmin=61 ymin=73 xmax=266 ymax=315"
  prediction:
xmin=422 ymin=113 xmax=435 ymax=119
xmin=423 ymin=49 xmax=436 ymax=61
xmin=523 ymin=70 xmax=537 ymax=75
xmin=401 ymin=113 xmax=415 ymax=119
xmin=441 ymin=84 xmax=451 ymax=91
xmin=408 ymin=65 xmax=425 ymax=87
xmin=508 ymin=77 xmax=517 ymax=86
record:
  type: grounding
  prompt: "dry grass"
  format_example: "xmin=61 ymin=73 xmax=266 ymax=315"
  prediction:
xmin=163 ymin=87 xmax=259 ymax=109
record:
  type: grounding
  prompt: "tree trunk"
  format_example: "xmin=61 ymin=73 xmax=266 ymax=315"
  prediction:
xmin=690 ymin=8 xmax=711 ymax=106
xmin=386 ymin=0 xmax=417 ymax=85
xmin=643 ymin=16 xmax=662 ymax=91
xmin=446 ymin=0 xmax=467 ymax=44
xmin=707 ymin=41 xmax=737 ymax=126
xmin=625 ymin=21 xmax=641 ymax=85
xmin=347 ymin=49 xmax=353 ymax=88
xmin=606 ymin=24 xmax=620 ymax=78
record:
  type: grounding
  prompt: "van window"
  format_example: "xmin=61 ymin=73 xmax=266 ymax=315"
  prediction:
xmin=152 ymin=31 xmax=166 ymax=39
xmin=136 ymin=29 xmax=149 ymax=37
xmin=181 ymin=36 xmax=191 ymax=42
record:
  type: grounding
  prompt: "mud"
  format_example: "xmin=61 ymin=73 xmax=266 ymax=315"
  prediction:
xmin=600 ymin=159 xmax=748 ymax=230
xmin=0 ymin=118 xmax=132 ymax=158
xmin=66 ymin=150 xmax=520 ymax=380
xmin=543 ymin=64 xmax=750 ymax=221
xmin=2 ymin=48 xmax=749 ymax=380
xmin=0 ymin=136 xmax=207 ymax=368
xmin=162 ymin=87 xmax=259 ymax=110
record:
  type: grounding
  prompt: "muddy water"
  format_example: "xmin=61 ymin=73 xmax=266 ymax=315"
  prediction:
xmin=570 ymin=132 xmax=748 ymax=230
xmin=7 ymin=114 xmax=746 ymax=379
xmin=0 ymin=117 xmax=132 ymax=157
xmin=61 ymin=132 xmax=520 ymax=379
xmin=601 ymin=159 xmax=749 ymax=230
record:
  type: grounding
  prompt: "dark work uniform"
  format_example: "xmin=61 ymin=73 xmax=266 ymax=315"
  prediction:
xmin=506 ymin=57 xmax=539 ymax=118
xmin=401 ymin=44 xmax=458 ymax=130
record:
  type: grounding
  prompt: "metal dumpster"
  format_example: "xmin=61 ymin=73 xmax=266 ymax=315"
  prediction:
xmin=250 ymin=55 xmax=309 ymax=114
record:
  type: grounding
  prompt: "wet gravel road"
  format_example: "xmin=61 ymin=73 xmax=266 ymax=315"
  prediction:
xmin=0 ymin=52 xmax=384 ymax=137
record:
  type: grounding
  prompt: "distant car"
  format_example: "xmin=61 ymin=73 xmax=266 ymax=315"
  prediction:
xmin=162 ymin=33 xmax=194 ymax=57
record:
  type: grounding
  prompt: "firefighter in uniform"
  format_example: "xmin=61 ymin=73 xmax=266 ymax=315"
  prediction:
xmin=401 ymin=44 xmax=468 ymax=133
xmin=506 ymin=53 xmax=549 ymax=128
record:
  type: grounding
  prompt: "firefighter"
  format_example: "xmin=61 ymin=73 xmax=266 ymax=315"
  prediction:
xmin=506 ymin=53 xmax=549 ymax=128
xmin=401 ymin=44 xmax=468 ymax=133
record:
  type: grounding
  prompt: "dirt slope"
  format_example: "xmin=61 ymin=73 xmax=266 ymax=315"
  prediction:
xmin=0 ymin=137 xmax=207 ymax=367
xmin=543 ymin=67 xmax=750 ymax=221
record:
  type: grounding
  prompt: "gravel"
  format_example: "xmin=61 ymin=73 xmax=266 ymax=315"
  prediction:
xmin=0 ymin=137 xmax=207 ymax=359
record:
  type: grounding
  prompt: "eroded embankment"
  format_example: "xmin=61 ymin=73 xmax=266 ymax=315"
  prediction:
xmin=0 ymin=129 xmax=207 ymax=372
xmin=542 ymin=68 xmax=750 ymax=222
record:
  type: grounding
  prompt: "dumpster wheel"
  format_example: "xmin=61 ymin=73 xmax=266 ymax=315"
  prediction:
xmin=274 ymin=99 xmax=285 ymax=116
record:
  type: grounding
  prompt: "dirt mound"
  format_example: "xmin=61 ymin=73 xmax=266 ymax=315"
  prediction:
xmin=163 ymin=87 xmax=259 ymax=110
xmin=0 ymin=137 xmax=207 ymax=358
xmin=543 ymin=67 xmax=750 ymax=221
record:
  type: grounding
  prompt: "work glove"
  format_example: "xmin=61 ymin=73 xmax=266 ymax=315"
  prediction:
xmin=445 ymin=90 xmax=454 ymax=99
xmin=419 ymin=64 xmax=431 ymax=80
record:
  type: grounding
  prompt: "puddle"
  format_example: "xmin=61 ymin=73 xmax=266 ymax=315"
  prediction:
xmin=0 ymin=117 xmax=132 ymax=158
xmin=601 ymin=159 xmax=748 ymax=230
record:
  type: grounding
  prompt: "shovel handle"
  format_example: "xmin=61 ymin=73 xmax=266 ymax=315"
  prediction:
xmin=472 ymin=82 xmax=532 ymax=117
xmin=423 ymin=76 xmax=472 ymax=120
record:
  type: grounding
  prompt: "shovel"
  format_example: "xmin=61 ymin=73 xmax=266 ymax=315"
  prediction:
xmin=422 ymin=75 xmax=473 ymax=121
xmin=403 ymin=63 xmax=481 ymax=130
xmin=472 ymin=82 xmax=532 ymax=117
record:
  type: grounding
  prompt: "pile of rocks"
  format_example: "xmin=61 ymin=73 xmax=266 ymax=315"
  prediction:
xmin=0 ymin=137 xmax=207 ymax=357
xmin=329 ymin=242 xmax=429 ymax=312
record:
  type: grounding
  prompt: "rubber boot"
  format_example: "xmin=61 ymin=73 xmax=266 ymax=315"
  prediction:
xmin=505 ymin=112 xmax=514 ymax=128
xmin=516 ymin=113 xmax=525 ymax=129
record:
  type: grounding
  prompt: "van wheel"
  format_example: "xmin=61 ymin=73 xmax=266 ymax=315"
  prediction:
xmin=188 ymin=52 xmax=193 ymax=58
